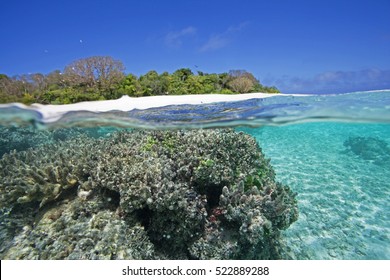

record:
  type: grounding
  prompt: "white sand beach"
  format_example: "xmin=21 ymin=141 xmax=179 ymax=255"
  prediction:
xmin=1 ymin=93 xmax=301 ymax=123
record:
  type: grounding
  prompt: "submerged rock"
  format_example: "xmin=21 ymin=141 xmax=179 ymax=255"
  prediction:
xmin=0 ymin=128 xmax=298 ymax=259
xmin=343 ymin=136 xmax=390 ymax=166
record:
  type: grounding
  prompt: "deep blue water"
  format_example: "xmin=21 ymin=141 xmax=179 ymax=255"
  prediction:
xmin=0 ymin=90 xmax=389 ymax=259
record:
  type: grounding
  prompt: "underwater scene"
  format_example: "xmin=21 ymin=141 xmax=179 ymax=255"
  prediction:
xmin=0 ymin=90 xmax=389 ymax=260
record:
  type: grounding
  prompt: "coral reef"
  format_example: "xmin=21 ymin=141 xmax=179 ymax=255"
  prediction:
xmin=2 ymin=197 xmax=155 ymax=260
xmin=189 ymin=180 xmax=298 ymax=259
xmin=0 ymin=126 xmax=116 ymax=157
xmin=0 ymin=126 xmax=52 ymax=157
xmin=0 ymin=126 xmax=90 ymax=157
xmin=0 ymin=136 xmax=98 ymax=209
xmin=0 ymin=128 xmax=298 ymax=259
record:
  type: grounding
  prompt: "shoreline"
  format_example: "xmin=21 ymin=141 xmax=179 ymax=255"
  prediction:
xmin=0 ymin=90 xmax=389 ymax=126
xmin=1 ymin=93 xmax=303 ymax=123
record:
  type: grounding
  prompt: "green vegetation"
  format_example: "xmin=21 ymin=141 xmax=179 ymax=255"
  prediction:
xmin=0 ymin=56 xmax=280 ymax=104
xmin=141 ymin=136 xmax=158 ymax=152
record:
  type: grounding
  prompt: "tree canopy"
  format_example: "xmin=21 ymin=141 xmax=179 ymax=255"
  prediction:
xmin=0 ymin=56 xmax=280 ymax=104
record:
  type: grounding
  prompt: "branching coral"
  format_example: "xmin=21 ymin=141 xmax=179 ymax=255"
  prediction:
xmin=0 ymin=136 xmax=99 ymax=209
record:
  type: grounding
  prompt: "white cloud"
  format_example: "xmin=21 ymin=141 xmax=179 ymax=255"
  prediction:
xmin=164 ymin=27 xmax=197 ymax=48
xmin=199 ymin=34 xmax=229 ymax=52
xmin=199 ymin=22 xmax=249 ymax=52
xmin=226 ymin=21 xmax=249 ymax=33
xmin=271 ymin=68 xmax=390 ymax=94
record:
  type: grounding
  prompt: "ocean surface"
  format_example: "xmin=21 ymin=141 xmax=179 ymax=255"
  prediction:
xmin=0 ymin=90 xmax=389 ymax=259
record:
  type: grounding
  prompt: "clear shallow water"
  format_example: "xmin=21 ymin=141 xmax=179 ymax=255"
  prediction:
xmin=241 ymin=123 xmax=390 ymax=259
xmin=0 ymin=90 xmax=389 ymax=259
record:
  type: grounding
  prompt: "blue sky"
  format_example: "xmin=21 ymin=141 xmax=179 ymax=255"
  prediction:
xmin=1 ymin=0 xmax=389 ymax=93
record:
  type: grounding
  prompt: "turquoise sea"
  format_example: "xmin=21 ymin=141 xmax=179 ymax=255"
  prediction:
xmin=242 ymin=122 xmax=390 ymax=259
xmin=0 ymin=90 xmax=389 ymax=260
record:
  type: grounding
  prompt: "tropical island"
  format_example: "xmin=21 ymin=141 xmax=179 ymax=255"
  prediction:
xmin=0 ymin=56 xmax=279 ymax=105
